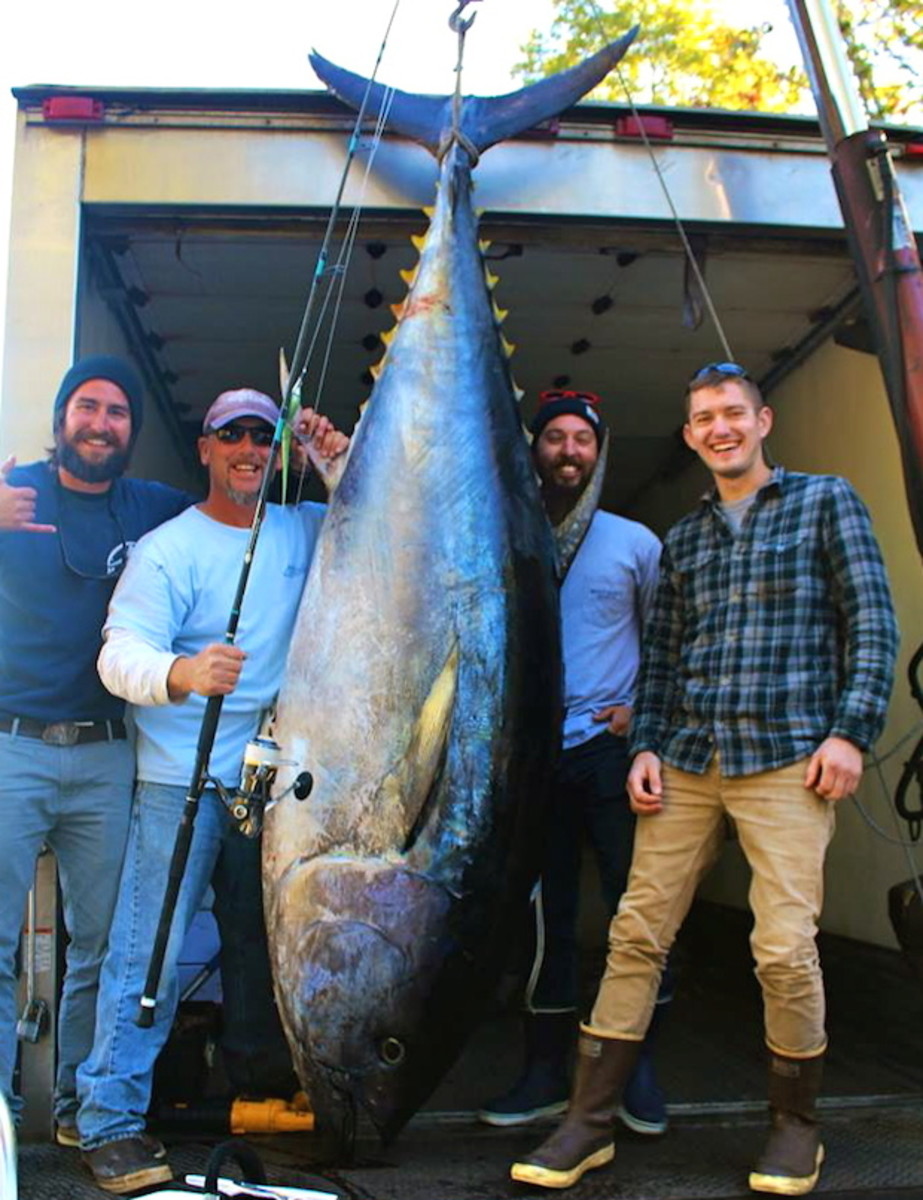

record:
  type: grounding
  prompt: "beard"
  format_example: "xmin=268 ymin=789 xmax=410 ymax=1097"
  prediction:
xmin=225 ymin=484 xmax=261 ymax=507
xmin=544 ymin=458 xmax=592 ymax=496
xmin=56 ymin=431 xmax=131 ymax=484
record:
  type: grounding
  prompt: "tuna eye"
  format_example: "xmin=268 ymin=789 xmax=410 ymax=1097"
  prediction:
xmin=379 ymin=1037 xmax=405 ymax=1066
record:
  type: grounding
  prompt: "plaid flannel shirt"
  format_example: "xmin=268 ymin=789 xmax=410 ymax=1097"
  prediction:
xmin=630 ymin=469 xmax=899 ymax=777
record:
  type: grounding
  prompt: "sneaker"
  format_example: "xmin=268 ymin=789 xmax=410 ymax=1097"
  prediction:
xmin=82 ymin=1136 xmax=173 ymax=1194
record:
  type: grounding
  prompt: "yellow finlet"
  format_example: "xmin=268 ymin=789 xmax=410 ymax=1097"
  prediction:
xmin=501 ymin=336 xmax=516 ymax=358
xmin=400 ymin=268 xmax=418 ymax=287
xmin=493 ymin=304 xmax=509 ymax=323
xmin=390 ymin=302 xmax=405 ymax=320
xmin=411 ymin=234 xmax=426 ymax=253
xmin=479 ymin=239 xmax=492 ymax=254
xmin=381 ymin=328 xmax=396 ymax=347
xmin=422 ymin=206 xmax=435 ymax=219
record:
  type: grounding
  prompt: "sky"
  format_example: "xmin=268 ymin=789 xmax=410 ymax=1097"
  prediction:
xmin=0 ymin=0 xmax=805 ymax=379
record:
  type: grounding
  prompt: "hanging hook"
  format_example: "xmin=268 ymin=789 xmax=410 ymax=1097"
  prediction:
xmin=449 ymin=0 xmax=482 ymax=36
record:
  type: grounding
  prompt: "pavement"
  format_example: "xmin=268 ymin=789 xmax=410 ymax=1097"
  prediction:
xmin=13 ymin=900 xmax=923 ymax=1198
xmin=13 ymin=1099 xmax=923 ymax=1199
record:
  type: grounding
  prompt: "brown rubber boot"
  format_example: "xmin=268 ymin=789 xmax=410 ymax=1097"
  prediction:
xmin=510 ymin=1031 xmax=640 ymax=1190
xmin=749 ymin=1051 xmax=825 ymax=1196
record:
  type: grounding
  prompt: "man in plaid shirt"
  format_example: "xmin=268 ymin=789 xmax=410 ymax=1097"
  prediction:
xmin=512 ymin=363 xmax=899 ymax=1197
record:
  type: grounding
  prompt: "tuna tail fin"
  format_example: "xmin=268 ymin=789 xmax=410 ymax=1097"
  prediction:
xmin=309 ymin=28 xmax=638 ymax=159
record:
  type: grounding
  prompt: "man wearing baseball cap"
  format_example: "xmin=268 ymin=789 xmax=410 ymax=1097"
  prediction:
xmin=76 ymin=388 xmax=348 ymax=1193
xmin=0 ymin=356 xmax=190 ymax=1142
xmin=478 ymin=389 xmax=671 ymax=1137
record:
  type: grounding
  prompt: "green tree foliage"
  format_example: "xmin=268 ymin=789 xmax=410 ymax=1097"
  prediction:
xmin=516 ymin=0 xmax=806 ymax=112
xmin=518 ymin=0 xmax=922 ymax=122
xmin=835 ymin=0 xmax=923 ymax=121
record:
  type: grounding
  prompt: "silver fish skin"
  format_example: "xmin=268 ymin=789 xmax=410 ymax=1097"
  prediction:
xmin=264 ymin=31 xmax=637 ymax=1148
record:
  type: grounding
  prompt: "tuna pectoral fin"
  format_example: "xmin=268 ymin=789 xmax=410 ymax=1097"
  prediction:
xmin=310 ymin=29 xmax=638 ymax=158
xmin=380 ymin=642 xmax=459 ymax=851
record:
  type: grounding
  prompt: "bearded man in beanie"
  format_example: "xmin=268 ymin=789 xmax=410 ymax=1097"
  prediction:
xmin=0 ymin=357 xmax=189 ymax=1138
xmin=478 ymin=389 xmax=670 ymax=1135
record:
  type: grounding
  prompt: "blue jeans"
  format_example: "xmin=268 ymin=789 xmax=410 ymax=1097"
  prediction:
xmin=77 ymin=781 xmax=289 ymax=1148
xmin=0 ymin=732 xmax=134 ymax=1124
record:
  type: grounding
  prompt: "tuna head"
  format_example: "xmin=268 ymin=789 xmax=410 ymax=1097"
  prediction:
xmin=271 ymin=854 xmax=458 ymax=1141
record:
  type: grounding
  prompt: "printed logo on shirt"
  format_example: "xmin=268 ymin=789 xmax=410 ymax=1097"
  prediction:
xmin=106 ymin=540 xmax=137 ymax=577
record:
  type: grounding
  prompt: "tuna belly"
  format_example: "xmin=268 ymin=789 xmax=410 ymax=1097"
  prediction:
xmin=274 ymin=855 xmax=459 ymax=1139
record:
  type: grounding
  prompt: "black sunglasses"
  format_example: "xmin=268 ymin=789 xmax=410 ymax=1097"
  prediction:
xmin=689 ymin=361 xmax=752 ymax=383
xmin=210 ymin=423 xmax=275 ymax=447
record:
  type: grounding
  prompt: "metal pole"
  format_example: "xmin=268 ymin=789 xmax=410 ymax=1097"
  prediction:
xmin=787 ymin=0 xmax=923 ymax=558
xmin=786 ymin=0 xmax=865 ymax=143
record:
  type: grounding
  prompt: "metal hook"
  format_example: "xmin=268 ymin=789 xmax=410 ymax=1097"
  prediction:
xmin=449 ymin=0 xmax=481 ymax=36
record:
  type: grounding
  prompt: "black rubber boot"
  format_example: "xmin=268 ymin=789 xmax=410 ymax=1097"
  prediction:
xmin=618 ymin=997 xmax=669 ymax=1135
xmin=510 ymin=1031 xmax=640 ymax=1190
xmin=749 ymin=1051 xmax=825 ymax=1196
xmin=477 ymin=1011 xmax=574 ymax=1126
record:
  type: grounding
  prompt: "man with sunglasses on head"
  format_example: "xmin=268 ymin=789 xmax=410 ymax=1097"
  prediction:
xmin=0 ymin=357 xmax=189 ymax=1143
xmin=479 ymin=390 xmax=670 ymax=1135
xmin=76 ymin=388 xmax=348 ymax=1194
xmin=512 ymin=364 xmax=898 ymax=1197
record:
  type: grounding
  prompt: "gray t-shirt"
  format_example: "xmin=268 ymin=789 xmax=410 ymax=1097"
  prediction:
xmin=561 ymin=509 xmax=662 ymax=749
xmin=721 ymin=491 xmax=759 ymax=534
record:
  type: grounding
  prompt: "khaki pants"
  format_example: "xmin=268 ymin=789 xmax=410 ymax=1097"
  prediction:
xmin=587 ymin=757 xmax=836 ymax=1057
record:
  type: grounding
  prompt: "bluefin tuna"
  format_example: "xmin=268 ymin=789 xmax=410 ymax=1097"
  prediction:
xmin=262 ymin=31 xmax=637 ymax=1148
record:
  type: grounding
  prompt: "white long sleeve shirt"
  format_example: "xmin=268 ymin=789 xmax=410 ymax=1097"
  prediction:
xmin=98 ymin=502 xmax=325 ymax=787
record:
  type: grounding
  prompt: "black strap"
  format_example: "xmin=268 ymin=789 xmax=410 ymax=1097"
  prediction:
xmin=203 ymin=1139 xmax=267 ymax=1193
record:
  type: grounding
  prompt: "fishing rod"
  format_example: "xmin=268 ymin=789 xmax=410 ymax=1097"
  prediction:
xmin=136 ymin=4 xmax=404 ymax=1030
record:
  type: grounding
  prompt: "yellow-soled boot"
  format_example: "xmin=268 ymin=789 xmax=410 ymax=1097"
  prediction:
xmin=749 ymin=1051 xmax=825 ymax=1196
xmin=510 ymin=1032 xmax=639 ymax=1190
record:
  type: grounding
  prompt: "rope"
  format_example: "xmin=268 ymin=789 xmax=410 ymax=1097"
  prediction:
xmin=581 ymin=0 xmax=735 ymax=361
xmin=441 ymin=0 xmax=483 ymax=165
